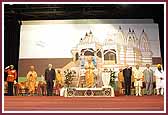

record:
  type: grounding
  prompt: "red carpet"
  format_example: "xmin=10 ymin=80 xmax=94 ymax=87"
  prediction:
xmin=4 ymin=96 xmax=164 ymax=111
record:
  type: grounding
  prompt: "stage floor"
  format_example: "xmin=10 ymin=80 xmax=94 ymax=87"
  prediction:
xmin=4 ymin=95 xmax=164 ymax=111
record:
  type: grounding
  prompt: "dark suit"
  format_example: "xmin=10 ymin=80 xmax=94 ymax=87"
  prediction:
xmin=45 ymin=68 xmax=56 ymax=96
xmin=123 ymin=68 xmax=132 ymax=95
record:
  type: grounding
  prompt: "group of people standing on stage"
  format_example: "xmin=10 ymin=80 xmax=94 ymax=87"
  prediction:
xmin=118 ymin=64 xmax=164 ymax=96
xmin=5 ymin=64 xmax=63 ymax=96
xmin=5 ymin=63 xmax=164 ymax=96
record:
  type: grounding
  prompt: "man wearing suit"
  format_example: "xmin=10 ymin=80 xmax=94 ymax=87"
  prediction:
xmin=123 ymin=65 xmax=132 ymax=96
xmin=143 ymin=64 xmax=154 ymax=95
xmin=45 ymin=64 xmax=56 ymax=96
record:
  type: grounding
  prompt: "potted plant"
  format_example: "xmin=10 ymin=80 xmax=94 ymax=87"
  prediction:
xmin=64 ymin=69 xmax=76 ymax=87
xmin=109 ymin=69 xmax=116 ymax=88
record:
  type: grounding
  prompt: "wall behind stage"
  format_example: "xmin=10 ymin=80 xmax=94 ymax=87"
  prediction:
xmin=18 ymin=58 xmax=72 ymax=77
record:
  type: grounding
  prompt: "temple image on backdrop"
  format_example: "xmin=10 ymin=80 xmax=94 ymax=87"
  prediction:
xmin=17 ymin=19 xmax=162 ymax=97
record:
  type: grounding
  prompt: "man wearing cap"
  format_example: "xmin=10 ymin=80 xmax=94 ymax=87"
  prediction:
xmin=45 ymin=64 xmax=56 ymax=96
xmin=154 ymin=64 xmax=164 ymax=95
xmin=143 ymin=64 xmax=154 ymax=95
xmin=5 ymin=65 xmax=17 ymax=96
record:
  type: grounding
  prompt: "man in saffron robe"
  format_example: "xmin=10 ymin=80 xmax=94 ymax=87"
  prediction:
xmin=26 ymin=65 xmax=37 ymax=96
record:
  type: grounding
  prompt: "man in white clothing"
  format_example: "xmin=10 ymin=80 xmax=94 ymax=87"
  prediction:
xmin=154 ymin=64 xmax=164 ymax=95
xmin=134 ymin=65 xmax=143 ymax=96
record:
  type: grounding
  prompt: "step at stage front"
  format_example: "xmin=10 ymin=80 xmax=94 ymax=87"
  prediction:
xmin=66 ymin=87 xmax=115 ymax=97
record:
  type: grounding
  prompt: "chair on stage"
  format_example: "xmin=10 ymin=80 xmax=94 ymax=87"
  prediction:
xmin=53 ymin=83 xmax=62 ymax=96
xmin=121 ymin=82 xmax=135 ymax=95
xmin=17 ymin=82 xmax=29 ymax=96
xmin=141 ymin=82 xmax=146 ymax=95
xmin=4 ymin=81 xmax=8 ymax=95
xmin=37 ymin=81 xmax=47 ymax=96
xmin=153 ymin=82 xmax=157 ymax=95
xmin=4 ymin=81 xmax=22 ymax=96
xmin=131 ymin=82 xmax=135 ymax=95
xmin=141 ymin=82 xmax=157 ymax=95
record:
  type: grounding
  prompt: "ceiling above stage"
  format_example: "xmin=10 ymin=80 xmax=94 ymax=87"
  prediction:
xmin=4 ymin=4 xmax=163 ymax=22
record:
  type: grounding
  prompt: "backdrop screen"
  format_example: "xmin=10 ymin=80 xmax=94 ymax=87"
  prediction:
xmin=19 ymin=19 xmax=161 ymax=59
xmin=18 ymin=19 xmax=162 ymax=77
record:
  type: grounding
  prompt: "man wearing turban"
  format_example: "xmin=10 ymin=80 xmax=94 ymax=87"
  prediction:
xmin=154 ymin=64 xmax=164 ymax=95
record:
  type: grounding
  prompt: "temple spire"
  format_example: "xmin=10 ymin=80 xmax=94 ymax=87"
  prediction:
xmin=132 ymin=29 xmax=134 ymax=33
xmin=89 ymin=30 xmax=92 ymax=34
xmin=119 ymin=26 xmax=121 ymax=30
xmin=85 ymin=32 xmax=88 ymax=36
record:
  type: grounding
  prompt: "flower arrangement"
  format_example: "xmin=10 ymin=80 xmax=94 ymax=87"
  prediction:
xmin=64 ymin=69 xmax=76 ymax=87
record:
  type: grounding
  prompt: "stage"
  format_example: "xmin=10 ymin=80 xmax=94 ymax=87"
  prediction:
xmin=4 ymin=95 xmax=164 ymax=111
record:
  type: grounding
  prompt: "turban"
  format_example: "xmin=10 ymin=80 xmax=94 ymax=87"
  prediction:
xmin=157 ymin=64 xmax=161 ymax=68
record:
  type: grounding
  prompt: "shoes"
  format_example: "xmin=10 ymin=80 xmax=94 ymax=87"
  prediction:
xmin=136 ymin=94 xmax=142 ymax=96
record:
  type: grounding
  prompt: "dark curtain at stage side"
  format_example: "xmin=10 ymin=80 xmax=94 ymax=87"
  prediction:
xmin=158 ymin=19 xmax=164 ymax=68
xmin=4 ymin=17 xmax=21 ymax=81
xmin=153 ymin=5 xmax=164 ymax=68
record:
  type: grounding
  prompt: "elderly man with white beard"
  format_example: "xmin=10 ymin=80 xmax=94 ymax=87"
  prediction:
xmin=154 ymin=64 xmax=164 ymax=96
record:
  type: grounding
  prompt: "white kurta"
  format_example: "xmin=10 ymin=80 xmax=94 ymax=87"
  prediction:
xmin=134 ymin=69 xmax=143 ymax=87
xmin=102 ymin=72 xmax=111 ymax=87
xmin=154 ymin=69 xmax=164 ymax=89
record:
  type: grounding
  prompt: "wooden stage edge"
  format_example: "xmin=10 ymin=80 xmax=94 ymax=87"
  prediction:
xmin=4 ymin=95 xmax=164 ymax=111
